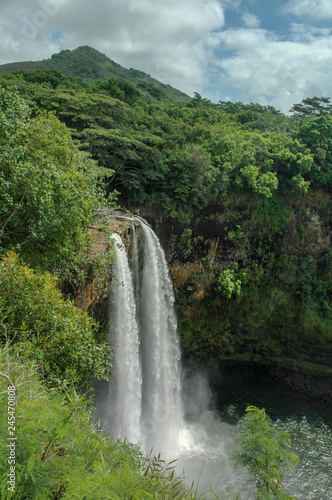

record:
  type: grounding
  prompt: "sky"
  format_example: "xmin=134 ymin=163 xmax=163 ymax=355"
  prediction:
xmin=1 ymin=0 xmax=332 ymax=113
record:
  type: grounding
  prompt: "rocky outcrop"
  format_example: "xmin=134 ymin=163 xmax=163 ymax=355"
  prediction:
xmin=75 ymin=216 xmax=141 ymax=314
xmin=75 ymin=225 xmax=110 ymax=312
xmin=270 ymin=367 xmax=332 ymax=406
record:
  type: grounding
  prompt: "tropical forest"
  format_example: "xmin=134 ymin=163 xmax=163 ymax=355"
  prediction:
xmin=0 ymin=46 xmax=331 ymax=499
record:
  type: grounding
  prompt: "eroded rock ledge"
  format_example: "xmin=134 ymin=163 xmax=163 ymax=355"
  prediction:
xmin=75 ymin=215 xmax=141 ymax=313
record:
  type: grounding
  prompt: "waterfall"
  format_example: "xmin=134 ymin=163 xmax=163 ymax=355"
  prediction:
xmin=108 ymin=232 xmax=142 ymax=444
xmin=140 ymin=222 xmax=182 ymax=456
xmin=105 ymin=219 xmax=331 ymax=499
xmin=108 ymin=220 xmax=182 ymax=457
xmin=131 ymin=223 xmax=140 ymax=302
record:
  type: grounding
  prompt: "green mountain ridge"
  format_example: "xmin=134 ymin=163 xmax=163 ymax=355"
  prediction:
xmin=0 ymin=45 xmax=190 ymax=103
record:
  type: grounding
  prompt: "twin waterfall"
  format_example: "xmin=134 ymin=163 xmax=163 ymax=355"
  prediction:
xmin=101 ymin=218 xmax=240 ymax=498
xmin=108 ymin=219 xmax=182 ymax=456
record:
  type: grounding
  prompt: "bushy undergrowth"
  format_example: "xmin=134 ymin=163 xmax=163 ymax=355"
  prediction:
xmin=0 ymin=251 xmax=110 ymax=391
xmin=0 ymin=350 xmax=207 ymax=500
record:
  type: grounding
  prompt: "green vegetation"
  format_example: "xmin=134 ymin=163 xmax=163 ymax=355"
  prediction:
xmin=0 ymin=46 xmax=189 ymax=103
xmin=0 ymin=251 xmax=110 ymax=391
xmin=290 ymin=96 xmax=332 ymax=116
xmin=0 ymin=350 xmax=203 ymax=500
xmin=0 ymin=86 xmax=114 ymax=272
xmin=217 ymin=265 xmax=247 ymax=300
xmin=1 ymin=62 xmax=329 ymax=375
xmin=297 ymin=115 xmax=332 ymax=186
xmin=0 ymin=48 xmax=331 ymax=498
xmin=177 ymin=241 xmax=332 ymax=370
xmin=0 ymin=83 xmax=210 ymax=499
xmin=232 ymin=406 xmax=299 ymax=499
xmin=0 ymin=58 xmax=320 ymax=216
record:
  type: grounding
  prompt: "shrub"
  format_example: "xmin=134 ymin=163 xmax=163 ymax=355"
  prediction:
xmin=0 ymin=251 xmax=110 ymax=390
xmin=232 ymin=406 xmax=299 ymax=499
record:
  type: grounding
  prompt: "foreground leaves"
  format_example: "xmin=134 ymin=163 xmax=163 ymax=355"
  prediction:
xmin=232 ymin=406 xmax=299 ymax=499
xmin=0 ymin=351 xmax=213 ymax=499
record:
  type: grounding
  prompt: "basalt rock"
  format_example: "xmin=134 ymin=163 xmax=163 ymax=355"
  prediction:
xmin=74 ymin=216 xmax=142 ymax=332
xmin=270 ymin=367 xmax=332 ymax=406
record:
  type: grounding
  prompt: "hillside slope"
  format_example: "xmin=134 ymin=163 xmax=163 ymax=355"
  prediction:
xmin=0 ymin=45 xmax=190 ymax=103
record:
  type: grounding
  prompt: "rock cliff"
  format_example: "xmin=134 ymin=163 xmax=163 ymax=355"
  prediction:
xmin=74 ymin=191 xmax=332 ymax=402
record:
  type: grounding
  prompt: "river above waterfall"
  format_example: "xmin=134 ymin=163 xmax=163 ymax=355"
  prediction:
xmin=177 ymin=362 xmax=332 ymax=499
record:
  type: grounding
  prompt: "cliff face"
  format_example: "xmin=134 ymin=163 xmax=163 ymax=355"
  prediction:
xmin=75 ymin=193 xmax=331 ymax=401
xmin=130 ymin=190 xmax=332 ymax=393
xmin=75 ymin=225 xmax=110 ymax=313
xmin=74 ymin=217 xmax=142 ymax=333
xmin=133 ymin=191 xmax=330 ymax=300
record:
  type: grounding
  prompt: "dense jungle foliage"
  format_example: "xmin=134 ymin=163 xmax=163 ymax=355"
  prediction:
xmin=0 ymin=46 xmax=189 ymax=102
xmin=0 ymin=46 xmax=331 ymax=498
xmin=0 ymin=48 xmax=331 ymax=374
xmin=0 ymin=83 xmax=209 ymax=499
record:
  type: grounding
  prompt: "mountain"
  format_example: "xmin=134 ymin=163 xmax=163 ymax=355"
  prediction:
xmin=0 ymin=45 xmax=190 ymax=103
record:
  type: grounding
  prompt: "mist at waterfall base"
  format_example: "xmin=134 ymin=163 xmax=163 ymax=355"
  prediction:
xmin=94 ymin=220 xmax=332 ymax=499
xmin=179 ymin=363 xmax=332 ymax=499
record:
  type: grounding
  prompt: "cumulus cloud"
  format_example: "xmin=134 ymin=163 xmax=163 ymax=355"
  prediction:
xmin=216 ymin=27 xmax=332 ymax=112
xmin=1 ymin=0 xmax=332 ymax=112
xmin=284 ymin=0 xmax=332 ymax=19
xmin=0 ymin=0 xmax=225 ymax=96
xmin=242 ymin=12 xmax=260 ymax=29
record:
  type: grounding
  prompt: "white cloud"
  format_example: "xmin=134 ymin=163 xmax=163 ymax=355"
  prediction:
xmin=219 ymin=0 xmax=242 ymax=9
xmin=290 ymin=23 xmax=331 ymax=42
xmin=0 ymin=0 xmax=225 ymax=96
xmin=284 ymin=0 xmax=332 ymax=19
xmin=242 ymin=12 xmax=260 ymax=29
xmin=1 ymin=0 xmax=332 ymax=112
xmin=216 ymin=28 xmax=332 ymax=112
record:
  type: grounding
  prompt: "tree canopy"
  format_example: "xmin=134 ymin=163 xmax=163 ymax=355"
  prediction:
xmin=232 ymin=406 xmax=299 ymax=499
xmin=290 ymin=97 xmax=332 ymax=116
xmin=0 ymin=86 xmax=111 ymax=270
xmin=0 ymin=251 xmax=111 ymax=390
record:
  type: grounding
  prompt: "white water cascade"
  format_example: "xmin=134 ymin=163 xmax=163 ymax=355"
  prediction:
xmin=108 ymin=220 xmax=182 ymax=457
xmin=108 ymin=232 xmax=142 ymax=444
xmin=139 ymin=222 xmax=182 ymax=456
xmin=100 ymin=221 xmax=332 ymax=499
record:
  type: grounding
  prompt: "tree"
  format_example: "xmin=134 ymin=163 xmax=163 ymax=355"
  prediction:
xmin=240 ymin=165 xmax=279 ymax=197
xmin=217 ymin=264 xmax=247 ymax=299
xmin=94 ymin=76 xmax=142 ymax=105
xmin=232 ymin=406 xmax=299 ymax=499
xmin=0 ymin=86 xmax=108 ymax=270
xmin=297 ymin=114 xmax=332 ymax=187
xmin=290 ymin=96 xmax=332 ymax=116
